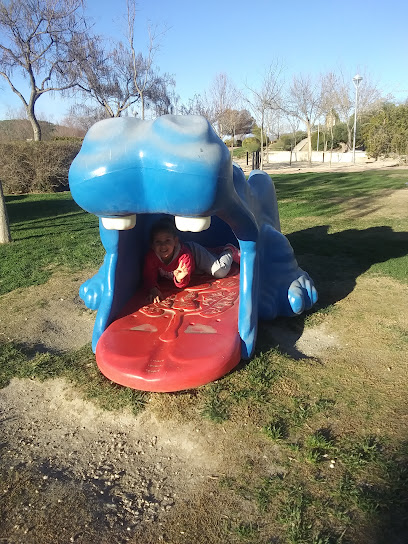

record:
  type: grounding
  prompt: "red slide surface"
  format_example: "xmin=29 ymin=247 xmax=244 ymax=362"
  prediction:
xmin=95 ymin=266 xmax=241 ymax=392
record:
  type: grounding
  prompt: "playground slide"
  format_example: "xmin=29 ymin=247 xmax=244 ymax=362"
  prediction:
xmin=69 ymin=115 xmax=317 ymax=392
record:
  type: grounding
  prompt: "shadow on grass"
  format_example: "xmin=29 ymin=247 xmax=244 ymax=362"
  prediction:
xmin=258 ymin=225 xmax=408 ymax=359
xmin=6 ymin=193 xmax=80 ymax=224
xmin=374 ymin=439 xmax=408 ymax=544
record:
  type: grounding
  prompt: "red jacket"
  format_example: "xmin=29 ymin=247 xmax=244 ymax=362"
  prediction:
xmin=143 ymin=243 xmax=195 ymax=290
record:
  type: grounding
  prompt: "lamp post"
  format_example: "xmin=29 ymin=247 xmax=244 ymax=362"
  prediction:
xmin=352 ymin=74 xmax=363 ymax=164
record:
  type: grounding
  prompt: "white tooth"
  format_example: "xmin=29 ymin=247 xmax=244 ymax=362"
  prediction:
xmin=101 ymin=215 xmax=136 ymax=230
xmin=175 ymin=216 xmax=211 ymax=232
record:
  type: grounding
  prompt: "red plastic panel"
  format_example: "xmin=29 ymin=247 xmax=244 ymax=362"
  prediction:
xmin=95 ymin=266 xmax=241 ymax=392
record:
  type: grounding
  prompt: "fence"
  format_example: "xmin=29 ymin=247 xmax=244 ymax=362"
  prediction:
xmin=266 ymin=150 xmax=367 ymax=164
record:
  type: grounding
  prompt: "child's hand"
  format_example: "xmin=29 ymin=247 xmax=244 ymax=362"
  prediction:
xmin=174 ymin=262 xmax=189 ymax=283
xmin=147 ymin=287 xmax=162 ymax=304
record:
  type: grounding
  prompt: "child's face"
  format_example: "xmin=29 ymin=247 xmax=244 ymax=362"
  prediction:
xmin=152 ymin=230 xmax=178 ymax=263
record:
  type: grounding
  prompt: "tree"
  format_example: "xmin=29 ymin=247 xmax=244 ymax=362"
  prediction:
xmin=242 ymin=136 xmax=260 ymax=152
xmin=331 ymin=71 xmax=382 ymax=150
xmin=0 ymin=181 xmax=11 ymax=243
xmin=179 ymin=93 xmax=214 ymax=120
xmin=320 ymin=72 xmax=339 ymax=163
xmin=126 ymin=0 xmax=173 ymax=119
xmin=0 ymin=0 xmax=90 ymax=141
xmin=245 ymin=62 xmax=283 ymax=169
xmin=218 ymin=108 xmax=254 ymax=153
xmin=72 ymin=2 xmax=174 ymax=119
xmin=207 ymin=73 xmax=240 ymax=137
xmin=284 ymin=74 xmax=324 ymax=164
xmin=252 ymin=124 xmax=269 ymax=147
xmin=71 ymin=37 xmax=130 ymax=118
xmin=180 ymin=73 xmax=242 ymax=136
xmin=63 ymin=104 xmax=108 ymax=134
xmin=361 ymin=102 xmax=408 ymax=159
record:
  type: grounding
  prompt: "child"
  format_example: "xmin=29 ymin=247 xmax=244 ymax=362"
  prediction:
xmin=143 ymin=218 xmax=240 ymax=303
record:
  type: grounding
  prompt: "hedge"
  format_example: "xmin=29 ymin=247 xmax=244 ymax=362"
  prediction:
xmin=0 ymin=140 xmax=82 ymax=194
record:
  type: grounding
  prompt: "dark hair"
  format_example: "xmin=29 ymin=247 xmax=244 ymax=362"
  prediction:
xmin=150 ymin=217 xmax=178 ymax=243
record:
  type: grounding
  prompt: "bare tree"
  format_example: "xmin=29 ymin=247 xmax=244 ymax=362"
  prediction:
xmin=218 ymin=108 xmax=254 ymax=153
xmin=180 ymin=74 xmax=240 ymax=135
xmin=285 ymin=114 xmax=301 ymax=165
xmin=179 ymin=93 xmax=214 ymax=121
xmin=0 ymin=0 xmax=90 ymax=141
xmin=126 ymin=0 xmax=175 ymax=119
xmin=73 ymin=1 xmax=174 ymax=120
xmin=207 ymin=73 xmax=240 ymax=137
xmin=332 ymin=71 xmax=382 ymax=150
xmin=64 ymin=103 xmax=109 ymax=133
xmin=284 ymin=74 xmax=324 ymax=164
xmin=74 ymin=37 xmax=145 ymax=118
xmin=245 ymin=62 xmax=283 ymax=169
xmin=319 ymin=71 xmax=350 ymax=164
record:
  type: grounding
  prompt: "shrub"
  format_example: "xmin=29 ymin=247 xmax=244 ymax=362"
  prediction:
xmin=0 ymin=140 xmax=81 ymax=194
xmin=310 ymin=123 xmax=348 ymax=151
xmin=274 ymin=131 xmax=307 ymax=151
xmin=233 ymin=147 xmax=248 ymax=159
xmin=242 ymin=137 xmax=260 ymax=152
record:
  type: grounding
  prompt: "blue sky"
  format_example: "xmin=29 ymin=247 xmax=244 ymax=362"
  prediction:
xmin=1 ymin=0 xmax=408 ymax=122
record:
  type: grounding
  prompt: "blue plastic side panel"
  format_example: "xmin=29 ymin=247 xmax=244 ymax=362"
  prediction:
xmin=258 ymin=224 xmax=318 ymax=320
xmin=238 ymin=240 xmax=259 ymax=358
xmin=81 ymin=216 xmax=158 ymax=352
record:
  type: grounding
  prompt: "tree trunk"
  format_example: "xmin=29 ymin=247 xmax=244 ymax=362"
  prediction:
xmin=329 ymin=125 xmax=334 ymax=167
xmin=260 ymin=112 xmax=264 ymax=170
xmin=346 ymin=122 xmax=352 ymax=150
xmin=27 ymin=102 xmax=41 ymax=141
xmin=141 ymin=94 xmax=145 ymax=120
xmin=0 ymin=181 xmax=12 ymax=244
xmin=307 ymin=123 xmax=312 ymax=164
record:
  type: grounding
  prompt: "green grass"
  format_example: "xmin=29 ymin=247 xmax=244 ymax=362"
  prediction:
xmin=233 ymin=147 xmax=249 ymax=159
xmin=0 ymin=193 xmax=104 ymax=295
xmin=218 ymin=430 xmax=408 ymax=543
xmin=274 ymin=169 xmax=407 ymax=206
xmin=1 ymin=172 xmax=407 ymax=296
xmin=270 ymin=170 xmax=408 ymax=286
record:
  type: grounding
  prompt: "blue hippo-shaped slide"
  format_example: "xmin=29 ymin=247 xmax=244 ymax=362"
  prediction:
xmin=69 ymin=115 xmax=317 ymax=392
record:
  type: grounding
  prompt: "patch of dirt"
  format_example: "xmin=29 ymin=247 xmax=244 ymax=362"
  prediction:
xmin=235 ymin=156 xmax=405 ymax=176
xmin=0 ymin=378 xmax=228 ymax=542
xmin=337 ymin=187 xmax=408 ymax=220
xmin=261 ymin=322 xmax=340 ymax=360
xmin=0 ymin=271 xmax=95 ymax=352
xmin=0 ymin=377 xmax=284 ymax=543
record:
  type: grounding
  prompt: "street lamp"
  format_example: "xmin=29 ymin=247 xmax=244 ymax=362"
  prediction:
xmin=352 ymin=74 xmax=363 ymax=164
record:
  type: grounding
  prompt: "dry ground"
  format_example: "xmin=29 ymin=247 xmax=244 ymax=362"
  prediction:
xmin=234 ymin=155 xmax=403 ymax=176
xmin=0 ymin=162 xmax=407 ymax=543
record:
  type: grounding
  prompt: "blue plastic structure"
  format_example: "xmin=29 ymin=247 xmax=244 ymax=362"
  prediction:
xmin=69 ymin=115 xmax=317 ymax=364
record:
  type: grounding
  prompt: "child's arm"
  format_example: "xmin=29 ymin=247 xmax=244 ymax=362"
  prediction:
xmin=143 ymin=250 xmax=161 ymax=302
xmin=173 ymin=251 xmax=194 ymax=288
xmin=174 ymin=262 xmax=189 ymax=283
xmin=147 ymin=286 xmax=162 ymax=303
